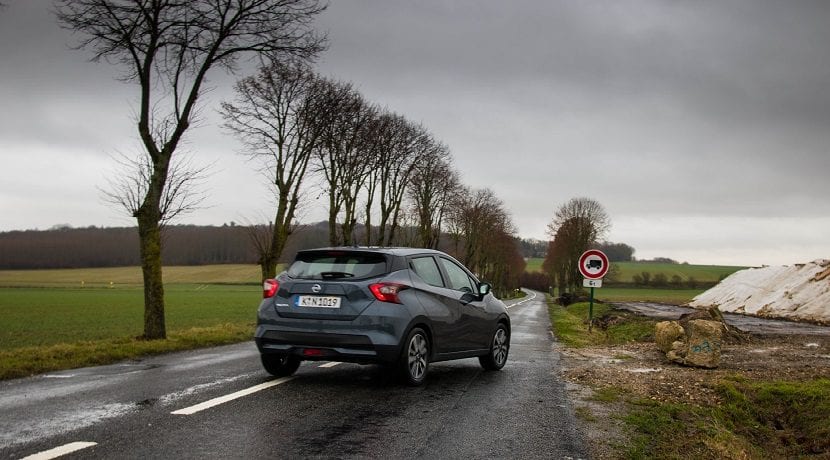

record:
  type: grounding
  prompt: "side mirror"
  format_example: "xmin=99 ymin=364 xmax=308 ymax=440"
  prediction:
xmin=478 ymin=283 xmax=491 ymax=297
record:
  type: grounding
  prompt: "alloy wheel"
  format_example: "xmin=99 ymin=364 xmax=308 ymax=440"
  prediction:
xmin=407 ymin=333 xmax=428 ymax=381
xmin=492 ymin=327 xmax=508 ymax=366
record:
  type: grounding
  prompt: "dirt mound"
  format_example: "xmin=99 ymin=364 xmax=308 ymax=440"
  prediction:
xmin=689 ymin=259 xmax=830 ymax=324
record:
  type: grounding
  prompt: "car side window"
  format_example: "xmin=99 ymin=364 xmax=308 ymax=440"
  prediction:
xmin=439 ymin=258 xmax=476 ymax=293
xmin=410 ymin=256 xmax=444 ymax=287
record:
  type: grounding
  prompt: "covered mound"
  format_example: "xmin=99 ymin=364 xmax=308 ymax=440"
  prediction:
xmin=689 ymin=259 xmax=830 ymax=324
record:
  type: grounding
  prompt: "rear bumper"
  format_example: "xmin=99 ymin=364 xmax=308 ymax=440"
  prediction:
xmin=254 ymin=327 xmax=401 ymax=365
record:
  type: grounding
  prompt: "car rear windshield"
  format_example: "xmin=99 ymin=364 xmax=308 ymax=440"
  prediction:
xmin=287 ymin=251 xmax=389 ymax=280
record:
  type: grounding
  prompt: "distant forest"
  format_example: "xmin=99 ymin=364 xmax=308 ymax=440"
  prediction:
xmin=0 ymin=223 xmax=334 ymax=270
xmin=0 ymin=224 xmax=641 ymax=270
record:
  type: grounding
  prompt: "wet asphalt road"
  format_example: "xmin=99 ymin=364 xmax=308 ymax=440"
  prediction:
xmin=1 ymin=290 xmax=586 ymax=459
xmin=613 ymin=302 xmax=830 ymax=336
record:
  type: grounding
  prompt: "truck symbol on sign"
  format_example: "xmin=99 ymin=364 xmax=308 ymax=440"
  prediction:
xmin=586 ymin=259 xmax=603 ymax=270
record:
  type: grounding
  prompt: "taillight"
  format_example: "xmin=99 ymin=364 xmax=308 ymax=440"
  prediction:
xmin=263 ymin=279 xmax=279 ymax=299
xmin=369 ymin=283 xmax=408 ymax=304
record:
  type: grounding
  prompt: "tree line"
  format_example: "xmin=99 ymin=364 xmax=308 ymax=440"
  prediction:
xmin=49 ymin=0 xmax=526 ymax=339
xmin=0 ymin=225 xmax=255 ymax=270
xmin=218 ymin=60 xmax=524 ymax=295
xmin=0 ymin=222 xmax=525 ymax=297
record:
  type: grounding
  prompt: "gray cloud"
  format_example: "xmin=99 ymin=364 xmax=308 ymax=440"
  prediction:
xmin=1 ymin=0 xmax=828 ymax=265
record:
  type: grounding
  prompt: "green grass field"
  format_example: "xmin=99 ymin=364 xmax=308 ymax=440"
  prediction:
xmin=0 ymin=265 xmax=268 ymax=379
xmin=591 ymin=287 xmax=704 ymax=304
xmin=0 ymin=264 xmax=266 ymax=287
xmin=525 ymin=258 xmax=746 ymax=283
xmin=0 ymin=284 xmax=260 ymax=349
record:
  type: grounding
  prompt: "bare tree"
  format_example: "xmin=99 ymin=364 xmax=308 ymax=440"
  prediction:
xmin=447 ymin=188 xmax=508 ymax=267
xmin=544 ymin=197 xmax=611 ymax=294
xmin=408 ymin=143 xmax=458 ymax=249
xmin=360 ymin=113 xmax=430 ymax=246
xmin=56 ymin=0 xmax=326 ymax=339
xmin=221 ymin=61 xmax=325 ymax=281
xmin=444 ymin=186 xmax=525 ymax=296
xmin=314 ymin=79 xmax=376 ymax=246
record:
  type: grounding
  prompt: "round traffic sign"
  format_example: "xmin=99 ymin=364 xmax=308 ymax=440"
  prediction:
xmin=578 ymin=249 xmax=609 ymax=279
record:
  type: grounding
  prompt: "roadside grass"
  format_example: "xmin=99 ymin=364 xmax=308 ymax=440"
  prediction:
xmin=0 ymin=283 xmax=260 ymax=380
xmin=0 ymin=323 xmax=253 ymax=380
xmin=623 ymin=379 xmax=830 ymax=459
xmin=547 ymin=298 xmax=655 ymax=347
xmin=546 ymin=295 xmax=830 ymax=458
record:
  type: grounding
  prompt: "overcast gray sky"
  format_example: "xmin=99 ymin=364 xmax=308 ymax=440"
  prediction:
xmin=1 ymin=0 xmax=829 ymax=267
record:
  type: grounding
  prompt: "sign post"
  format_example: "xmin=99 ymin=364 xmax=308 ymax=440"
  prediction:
xmin=578 ymin=249 xmax=610 ymax=332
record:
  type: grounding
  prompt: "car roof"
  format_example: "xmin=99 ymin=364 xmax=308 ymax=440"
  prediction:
xmin=297 ymin=246 xmax=447 ymax=258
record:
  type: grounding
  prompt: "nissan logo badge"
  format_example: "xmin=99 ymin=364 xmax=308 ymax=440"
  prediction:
xmin=311 ymin=284 xmax=322 ymax=293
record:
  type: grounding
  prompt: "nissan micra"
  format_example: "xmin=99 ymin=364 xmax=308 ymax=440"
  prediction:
xmin=254 ymin=247 xmax=510 ymax=385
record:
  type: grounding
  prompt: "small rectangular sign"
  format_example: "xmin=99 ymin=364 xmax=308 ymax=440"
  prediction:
xmin=583 ymin=278 xmax=603 ymax=288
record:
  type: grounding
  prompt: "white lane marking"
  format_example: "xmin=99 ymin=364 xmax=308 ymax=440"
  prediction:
xmin=22 ymin=441 xmax=97 ymax=460
xmin=507 ymin=290 xmax=538 ymax=309
xmin=319 ymin=362 xmax=341 ymax=368
xmin=158 ymin=374 xmax=253 ymax=406
xmin=171 ymin=377 xmax=294 ymax=415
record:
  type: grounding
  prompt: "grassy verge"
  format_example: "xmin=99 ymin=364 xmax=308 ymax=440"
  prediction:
xmin=0 ymin=323 xmax=253 ymax=380
xmin=0 ymin=284 xmax=259 ymax=380
xmin=624 ymin=379 xmax=830 ymax=458
xmin=546 ymin=295 xmax=830 ymax=458
xmin=547 ymin=298 xmax=656 ymax=348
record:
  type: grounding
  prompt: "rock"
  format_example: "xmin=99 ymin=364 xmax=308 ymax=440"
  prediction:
xmin=683 ymin=320 xmax=722 ymax=368
xmin=656 ymin=319 xmax=723 ymax=368
xmin=655 ymin=321 xmax=685 ymax=353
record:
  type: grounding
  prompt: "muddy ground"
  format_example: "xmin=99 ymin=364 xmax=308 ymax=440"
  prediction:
xmin=559 ymin=314 xmax=830 ymax=459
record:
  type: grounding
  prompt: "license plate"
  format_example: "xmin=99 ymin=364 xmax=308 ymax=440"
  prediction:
xmin=296 ymin=295 xmax=341 ymax=308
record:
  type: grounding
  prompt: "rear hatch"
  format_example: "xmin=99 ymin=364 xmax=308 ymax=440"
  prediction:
xmin=272 ymin=250 xmax=389 ymax=321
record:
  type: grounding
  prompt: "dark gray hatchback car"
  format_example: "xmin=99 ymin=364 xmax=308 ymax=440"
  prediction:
xmin=254 ymin=247 xmax=510 ymax=385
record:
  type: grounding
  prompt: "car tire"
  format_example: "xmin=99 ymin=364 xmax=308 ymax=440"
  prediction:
xmin=399 ymin=327 xmax=429 ymax=386
xmin=479 ymin=323 xmax=509 ymax=371
xmin=261 ymin=353 xmax=301 ymax=377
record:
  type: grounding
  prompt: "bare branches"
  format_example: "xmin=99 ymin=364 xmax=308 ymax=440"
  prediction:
xmin=101 ymin=150 xmax=211 ymax=225
xmin=544 ymin=197 xmax=612 ymax=293
xmin=547 ymin=197 xmax=611 ymax=243
xmin=220 ymin=60 xmax=323 ymax=279
xmin=408 ymin=142 xmax=459 ymax=249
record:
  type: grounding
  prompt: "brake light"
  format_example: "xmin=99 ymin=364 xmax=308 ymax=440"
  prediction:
xmin=369 ymin=283 xmax=408 ymax=304
xmin=263 ymin=279 xmax=279 ymax=299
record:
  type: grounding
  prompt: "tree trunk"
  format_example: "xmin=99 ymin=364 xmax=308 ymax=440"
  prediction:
xmin=260 ymin=195 xmax=290 ymax=282
xmin=261 ymin=224 xmax=289 ymax=282
xmin=260 ymin=261 xmax=271 ymax=284
xmin=137 ymin=213 xmax=166 ymax=340
xmin=328 ymin=213 xmax=339 ymax=246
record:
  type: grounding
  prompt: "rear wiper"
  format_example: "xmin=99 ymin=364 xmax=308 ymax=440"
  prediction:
xmin=320 ymin=271 xmax=355 ymax=279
